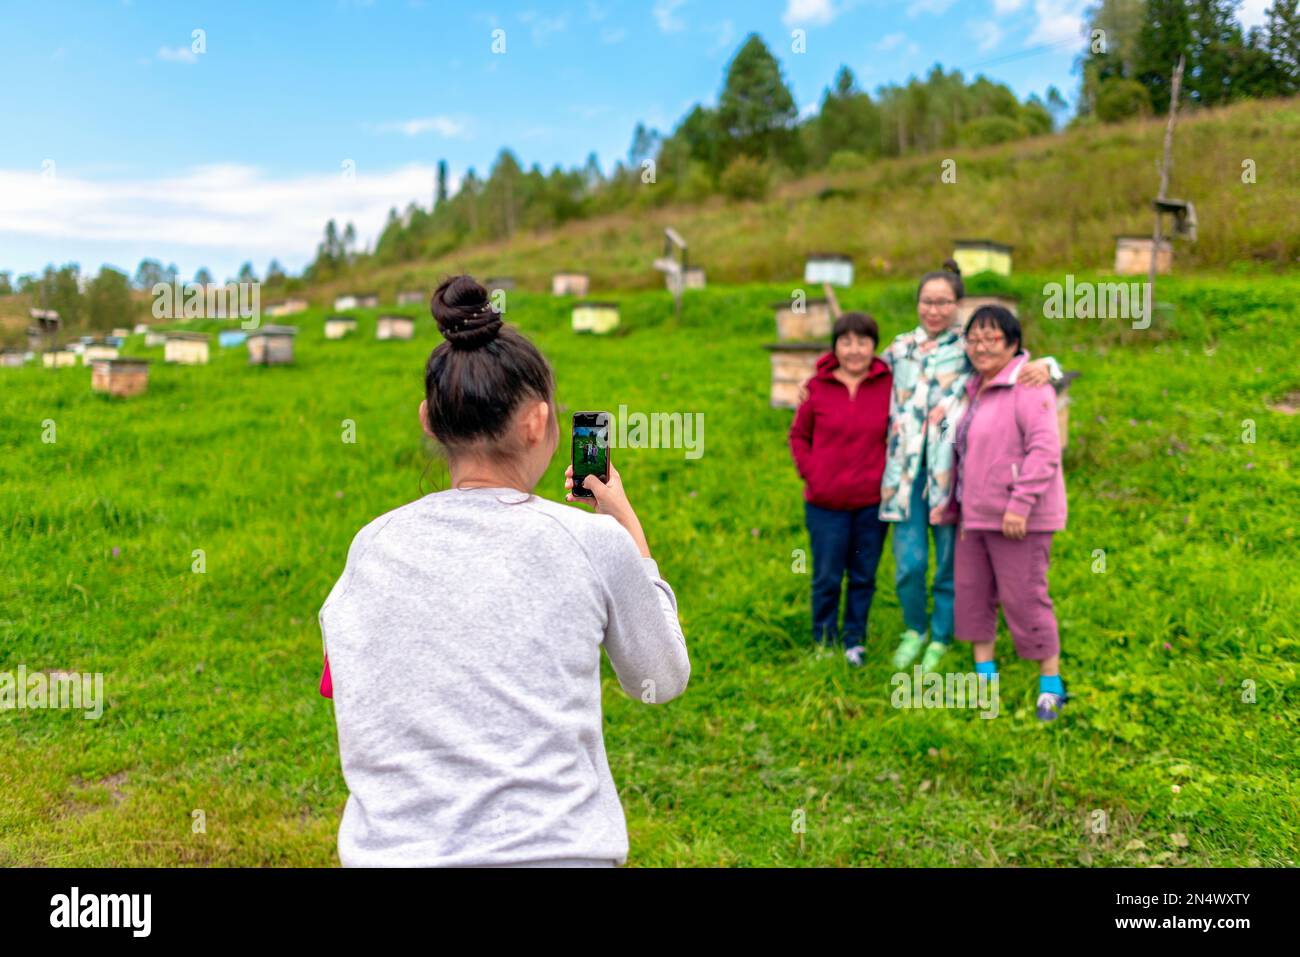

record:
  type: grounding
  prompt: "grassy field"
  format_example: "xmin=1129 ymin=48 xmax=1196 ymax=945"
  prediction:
xmin=1 ymin=274 xmax=1297 ymax=866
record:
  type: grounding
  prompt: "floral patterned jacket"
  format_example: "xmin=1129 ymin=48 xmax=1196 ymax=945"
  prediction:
xmin=877 ymin=323 xmax=1058 ymax=523
xmin=877 ymin=324 xmax=972 ymax=523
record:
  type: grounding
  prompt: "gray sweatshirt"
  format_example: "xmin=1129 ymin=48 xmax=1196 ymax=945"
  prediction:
xmin=319 ymin=486 xmax=690 ymax=867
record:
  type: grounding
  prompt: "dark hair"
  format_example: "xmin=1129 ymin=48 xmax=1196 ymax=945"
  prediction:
xmin=831 ymin=311 xmax=879 ymax=348
xmin=424 ymin=275 xmax=555 ymax=456
xmin=963 ymin=304 xmax=1023 ymax=355
xmin=917 ymin=258 xmax=964 ymax=302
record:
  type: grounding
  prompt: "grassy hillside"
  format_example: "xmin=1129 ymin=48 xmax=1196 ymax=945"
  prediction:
xmin=0 ymin=275 xmax=1295 ymax=865
xmin=311 ymin=96 xmax=1300 ymax=302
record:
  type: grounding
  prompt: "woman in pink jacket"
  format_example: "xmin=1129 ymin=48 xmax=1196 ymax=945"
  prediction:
xmin=949 ymin=305 xmax=1069 ymax=721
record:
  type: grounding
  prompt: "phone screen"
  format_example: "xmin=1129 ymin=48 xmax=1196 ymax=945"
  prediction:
xmin=572 ymin=412 xmax=610 ymax=498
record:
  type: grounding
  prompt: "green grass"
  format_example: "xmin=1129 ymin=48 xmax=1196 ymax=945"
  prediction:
xmin=1 ymin=275 xmax=1296 ymax=866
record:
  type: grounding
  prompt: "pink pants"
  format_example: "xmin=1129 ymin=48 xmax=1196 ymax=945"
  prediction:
xmin=954 ymin=528 xmax=1060 ymax=660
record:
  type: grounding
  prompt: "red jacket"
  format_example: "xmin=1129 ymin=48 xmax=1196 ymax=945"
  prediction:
xmin=789 ymin=353 xmax=892 ymax=510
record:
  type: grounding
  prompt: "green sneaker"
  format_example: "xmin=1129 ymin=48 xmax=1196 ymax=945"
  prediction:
xmin=891 ymin=629 xmax=928 ymax=670
xmin=920 ymin=640 xmax=950 ymax=673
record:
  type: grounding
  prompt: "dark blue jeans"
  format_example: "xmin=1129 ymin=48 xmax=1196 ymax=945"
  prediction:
xmin=804 ymin=501 xmax=889 ymax=649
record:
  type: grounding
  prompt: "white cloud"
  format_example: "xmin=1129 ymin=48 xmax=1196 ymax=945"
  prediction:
xmin=654 ymin=0 xmax=686 ymax=33
xmin=783 ymin=0 xmax=836 ymax=27
xmin=0 ymin=163 xmax=441 ymax=271
xmin=710 ymin=19 xmax=736 ymax=53
xmin=875 ymin=32 xmax=907 ymax=51
xmin=373 ymin=116 xmax=467 ymax=137
xmin=156 ymin=45 xmax=197 ymax=64
xmin=992 ymin=0 xmax=1027 ymax=13
xmin=1025 ymin=0 xmax=1087 ymax=46
xmin=518 ymin=9 xmax=568 ymax=44
xmin=971 ymin=20 xmax=1003 ymax=52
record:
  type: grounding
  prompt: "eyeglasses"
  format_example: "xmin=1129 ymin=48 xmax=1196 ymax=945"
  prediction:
xmin=965 ymin=334 xmax=1006 ymax=350
xmin=919 ymin=298 xmax=957 ymax=310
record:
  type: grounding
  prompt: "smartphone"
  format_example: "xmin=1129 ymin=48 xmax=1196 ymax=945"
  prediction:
xmin=571 ymin=411 xmax=611 ymax=499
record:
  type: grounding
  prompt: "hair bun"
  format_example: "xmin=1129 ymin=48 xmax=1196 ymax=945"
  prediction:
xmin=431 ymin=275 xmax=502 ymax=350
xmin=942 ymin=258 xmax=962 ymax=277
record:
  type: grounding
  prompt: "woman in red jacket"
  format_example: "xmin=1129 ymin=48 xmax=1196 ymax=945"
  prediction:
xmin=789 ymin=313 xmax=892 ymax=666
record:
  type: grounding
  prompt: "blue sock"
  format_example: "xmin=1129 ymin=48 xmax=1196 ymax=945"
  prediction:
xmin=975 ymin=660 xmax=998 ymax=679
xmin=1039 ymin=674 xmax=1064 ymax=697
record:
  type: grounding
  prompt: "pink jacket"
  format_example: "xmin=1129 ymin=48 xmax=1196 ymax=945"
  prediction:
xmin=950 ymin=355 xmax=1067 ymax=532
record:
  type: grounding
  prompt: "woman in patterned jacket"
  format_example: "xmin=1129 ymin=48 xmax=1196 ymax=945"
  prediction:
xmin=878 ymin=262 xmax=1057 ymax=674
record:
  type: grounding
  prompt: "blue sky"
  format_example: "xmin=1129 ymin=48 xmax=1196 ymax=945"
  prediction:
xmin=0 ymin=0 xmax=1271 ymax=282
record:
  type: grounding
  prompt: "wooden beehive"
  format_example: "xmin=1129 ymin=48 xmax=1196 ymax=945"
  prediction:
xmin=1 ymin=349 xmax=26 ymax=368
xmin=356 ymin=293 xmax=379 ymax=308
xmin=953 ymin=239 xmax=1013 ymax=277
xmin=247 ymin=325 xmax=297 ymax=365
xmin=773 ymin=298 xmax=832 ymax=340
xmin=552 ymin=272 xmax=589 ymax=297
xmin=81 ymin=343 xmax=120 ymax=365
xmin=376 ymin=315 xmax=414 ymax=340
xmin=396 ymin=290 xmax=425 ymax=306
xmin=571 ymin=302 xmax=620 ymax=334
xmin=334 ymin=295 xmax=358 ymax=311
xmin=683 ymin=267 xmax=706 ymax=289
xmin=91 ymin=358 xmax=149 ymax=397
xmin=164 ymin=332 xmax=210 ymax=365
xmin=485 ymin=277 xmax=516 ymax=292
xmin=43 ymin=350 xmax=76 ymax=368
xmin=764 ymin=343 xmax=826 ymax=409
xmin=804 ymin=253 xmax=853 ymax=287
xmin=1114 ymin=236 xmax=1172 ymax=276
xmin=325 ymin=315 xmax=357 ymax=340
xmin=957 ymin=295 xmax=1020 ymax=326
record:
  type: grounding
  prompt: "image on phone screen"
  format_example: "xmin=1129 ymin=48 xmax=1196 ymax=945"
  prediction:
xmin=572 ymin=413 xmax=610 ymax=498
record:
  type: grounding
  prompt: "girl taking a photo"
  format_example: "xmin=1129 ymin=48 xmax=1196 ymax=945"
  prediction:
xmin=318 ymin=275 xmax=690 ymax=867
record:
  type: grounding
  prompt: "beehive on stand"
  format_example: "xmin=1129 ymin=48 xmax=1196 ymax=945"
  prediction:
xmin=376 ymin=314 xmax=414 ymax=340
xmin=164 ymin=331 xmax=210 ymax=365
xmin=772 ymin=298 xmax=833 ymax=340
xmin=356 ymin=292 xmax=379 ymax=308
xmin=1 ymin=349 xmax=26 ymax=368
xmin=91 ymin=358 xmax=149 ymax=397
xmin=247 ymin=325 xmax=297 ymax=365
xmin=485 ymin=277 xmax=516 ymax=292
xmin=396 ymin=290 xmax=425 ymax=306
xmin=571 ymin=301 xmax=620 ymax=335
xmin=763 ymin=295 xmax=835 ymax=410
xmin=325 ymin=315 xmax=357 ymax=339
xmin=804 ymin=253 xmax=853 ymax=287
xmin=334 ymin=294 xmax=359 ymax=311
xmin=953 ymin=239 xmax=1013 ymax=277
xmin=552 ymin=272 xmax=589 ymax=297
xmin=683 ymin=267 xmax=706 ymax=289
xmin=1114 ymin=236 xmax=1172 ymax=276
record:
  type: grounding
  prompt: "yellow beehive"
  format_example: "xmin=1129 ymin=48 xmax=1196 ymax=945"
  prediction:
xmin=953 ymin=239 xmax=1013 ymax=277
xmin=43 ymin=350 xmax=76 ymax=368
xmin=571 ymin=302 xmax=620 ymax=334
xmin=325 ymin=315 xmax=357 ymax=339
xmin=82 ymin=343 xmax=119 ymax=365
xmin=164 ymin=332 xmax=210 ymax=365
